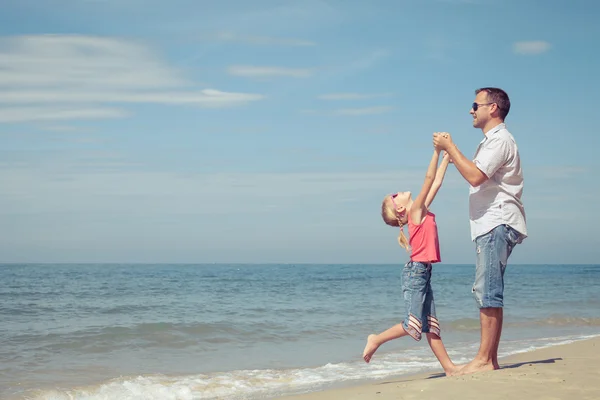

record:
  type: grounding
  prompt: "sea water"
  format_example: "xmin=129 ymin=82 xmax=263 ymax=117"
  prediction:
xmin=2 ymin=263 xmax=599 ymax=399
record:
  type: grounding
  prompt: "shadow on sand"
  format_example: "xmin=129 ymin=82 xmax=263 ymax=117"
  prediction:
xmin=424 ymin=357 xmax=563 ymax=380
xmin=377 ymin=357 xmax=563 ymax=384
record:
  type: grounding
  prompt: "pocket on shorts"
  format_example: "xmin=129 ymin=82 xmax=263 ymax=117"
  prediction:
xmin=504 ymin=224 xmax=523 ymax=246
xmin=410 ymin=262 xmax=430 ymax=277
xmin=407 ymin=262 xmax=430 ymax=291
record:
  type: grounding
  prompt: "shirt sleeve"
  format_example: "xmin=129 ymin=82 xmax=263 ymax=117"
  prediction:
xmin=473 ymin=136 xmax=510 ymax=178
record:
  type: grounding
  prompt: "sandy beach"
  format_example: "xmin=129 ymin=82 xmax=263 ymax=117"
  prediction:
xmin=277 ymin=336 xmax=600 ymax=400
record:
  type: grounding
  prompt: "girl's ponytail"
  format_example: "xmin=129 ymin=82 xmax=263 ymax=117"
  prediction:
xmin=397 ymin=223 xmax=410 ymax=252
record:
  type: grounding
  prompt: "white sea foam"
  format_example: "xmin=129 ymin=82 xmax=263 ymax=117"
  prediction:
xmin=22 ymin=334 xmax=599 ymax=400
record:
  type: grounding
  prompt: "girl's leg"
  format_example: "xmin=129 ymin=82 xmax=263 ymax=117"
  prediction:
xmin=363 ymin=262 xmax=416 ymax=363
xmin=426 ymin=333 xmax=459 ymax=376
xmin=363 ymin=324 xmax=409 ymax=363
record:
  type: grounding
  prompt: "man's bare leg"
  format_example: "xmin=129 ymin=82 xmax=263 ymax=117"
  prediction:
xmin=425 ymin=333 xmax=460 ymax=376
xmin=363 ymin=324 xmax=408 ymax=363
xmin=491 ymin=307 xmax=503 ymax=369
xmin=458 ymin=307 xmax=502 ymax=375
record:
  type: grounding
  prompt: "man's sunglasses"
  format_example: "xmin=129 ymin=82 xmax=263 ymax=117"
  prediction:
xmin=472 ymin=102 xmax=495 ymax=111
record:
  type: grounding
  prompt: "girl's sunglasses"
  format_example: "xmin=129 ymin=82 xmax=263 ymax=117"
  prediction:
xmin=390 ymin=193 xmax=405 ymax=217
xmin=390 ymin=193 xmax=398 ymax=208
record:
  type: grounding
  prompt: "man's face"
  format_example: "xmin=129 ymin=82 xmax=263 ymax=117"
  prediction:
xmin=470 ymin=91 xmax=493 ymax=129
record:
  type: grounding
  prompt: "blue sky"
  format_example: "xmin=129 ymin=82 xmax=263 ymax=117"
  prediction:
xmin=1 ymin=0 xmax=599 ymax=264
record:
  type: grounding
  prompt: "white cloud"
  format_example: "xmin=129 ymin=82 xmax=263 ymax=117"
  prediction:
xmin=0 ymin=35 xmax=183 ymax=88
xmin=0 ymin=157 xmax=595 ymax=263
xmin=527 ymin=166 xmax=586 ymax=179
xmin=0 ymin=165 xmax=423 ymax=216
xmin=213 ymin=32 xmax=316 ymax=46
xmin=346 ymin=49 xmax=390 ymax=72
xmin=300 ymin=106 xmax=394 ymax=116
xmin=0 ymin=161 xmax=428 ymax=262
xmin=0 ymin=89 xmax=263 ymax=106
xmin=38 ymin=125 xmax=96 ymax=133
xmin=316 ymin=49 xmax=391 ymax=83
xmin=434 ymin=0 xmax=480 ymax=3
xmin=0 ymin=107 xmax=128 ymax=123
xmin=0 ymin=34 xmax=263 ymax=123
xmin=425 ymin=37 xmax=454 ymax=61
xmin=333 ymin=106 xmax=394 ymax=116
xmin=513 ymin=41 xmax=552 ymax=55
xmin=318 ymin=93 xmax=392 ymax=100
xmin=228 ymin=65 xmax=314 ymax=78
xmin=365 ymin=125 xmax=394 ymax=134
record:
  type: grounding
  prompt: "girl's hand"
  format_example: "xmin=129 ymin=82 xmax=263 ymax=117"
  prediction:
xmin=442 ymin=151 xmax=453 ymax=163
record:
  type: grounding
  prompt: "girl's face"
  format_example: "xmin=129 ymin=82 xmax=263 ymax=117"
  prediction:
xmin=390 ymin=191 xmax=411 ymax=223
xmin=391 ymin=191 xmax=411 ymax=209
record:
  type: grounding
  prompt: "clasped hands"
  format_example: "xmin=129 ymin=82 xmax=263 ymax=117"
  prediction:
xmin=432 ymin=132 xmax=453 ymax=162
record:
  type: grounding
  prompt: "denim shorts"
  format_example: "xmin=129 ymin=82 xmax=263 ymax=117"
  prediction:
xmin=473 ymin=224 xmax=524 ymax=308
xmin=401 ymin=261 xmax=441 ymax=341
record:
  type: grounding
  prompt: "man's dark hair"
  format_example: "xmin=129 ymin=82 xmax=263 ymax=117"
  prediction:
xmin=475 ymin=87 xmax=510 ymax=120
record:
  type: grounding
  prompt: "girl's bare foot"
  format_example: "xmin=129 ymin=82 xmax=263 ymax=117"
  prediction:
xmin=445 ymin=364 xmax=464 ymax=376
xmin=363 ymin=334 xmax=380 ymax=363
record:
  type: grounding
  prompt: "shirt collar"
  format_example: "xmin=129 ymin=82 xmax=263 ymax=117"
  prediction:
xmin=485 ymin=123 xmax=505 ymax=136
xmin=479 ymin=123 xmax=505 ymax=144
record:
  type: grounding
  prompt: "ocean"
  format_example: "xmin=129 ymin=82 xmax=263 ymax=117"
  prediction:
xmin=2 ymin=263 xmax=599 ymax=399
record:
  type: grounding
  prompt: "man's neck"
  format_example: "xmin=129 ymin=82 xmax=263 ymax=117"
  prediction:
xmin=481 ymin=118 xmax=504 ymax=135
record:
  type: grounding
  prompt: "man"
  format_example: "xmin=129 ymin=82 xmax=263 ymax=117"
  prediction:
xmin=433 ymin=87 xmax=527 ymax=374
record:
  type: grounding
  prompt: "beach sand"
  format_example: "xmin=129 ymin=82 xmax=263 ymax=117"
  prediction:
xmin=277 ymin=336 xmax=600 ymax=400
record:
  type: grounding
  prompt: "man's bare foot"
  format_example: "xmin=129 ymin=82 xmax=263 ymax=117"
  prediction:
xmin=363 ymin=334 xmax=380 ymax=363
xmin=457 ymin=359 xmax=495 ymax=376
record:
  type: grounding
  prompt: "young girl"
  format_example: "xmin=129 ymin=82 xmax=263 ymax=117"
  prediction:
xmin=362 ymin=144 xmax=458 ymax=376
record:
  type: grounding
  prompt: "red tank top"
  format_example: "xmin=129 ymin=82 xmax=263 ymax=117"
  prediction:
xmin=408 ymin=211 xmax=441 ymax=263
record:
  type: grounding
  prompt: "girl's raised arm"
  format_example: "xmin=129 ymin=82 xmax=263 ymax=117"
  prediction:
xmin=425 ymin=151 xmax=451 ymax=209
xmin=410 ymin=148 xmax=441 ymax=224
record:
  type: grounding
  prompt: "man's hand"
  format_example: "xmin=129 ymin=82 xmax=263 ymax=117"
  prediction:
xmin=433 ymin=132 xmax=453 ymax=151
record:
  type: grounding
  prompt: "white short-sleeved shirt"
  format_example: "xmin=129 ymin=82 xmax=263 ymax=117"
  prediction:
xmin=469 ymin=123 xmax=527 ymax=241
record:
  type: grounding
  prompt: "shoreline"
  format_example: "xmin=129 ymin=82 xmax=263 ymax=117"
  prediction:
xmin=275 ymin=335 xmax=600 ymax=400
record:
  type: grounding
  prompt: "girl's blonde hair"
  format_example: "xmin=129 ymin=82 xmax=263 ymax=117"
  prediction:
xmin=381 ymin=196 xmax=410 ymax=252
